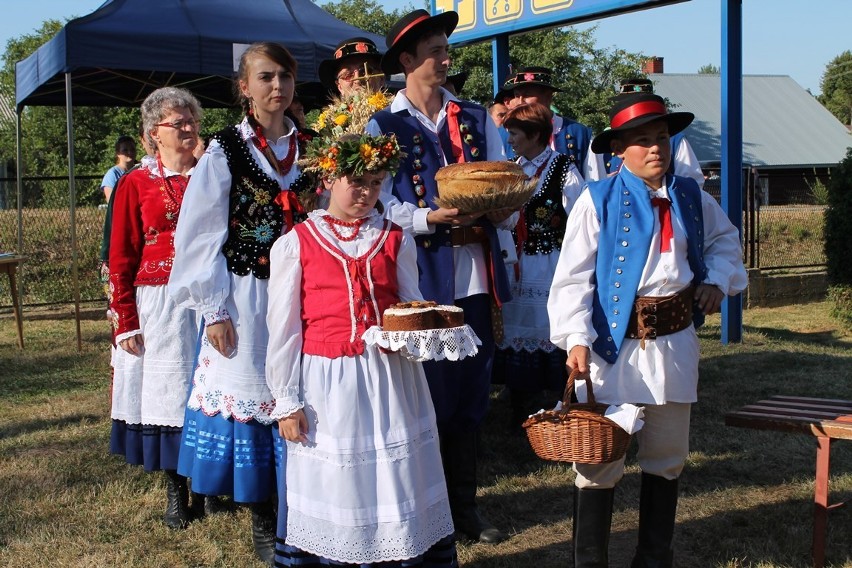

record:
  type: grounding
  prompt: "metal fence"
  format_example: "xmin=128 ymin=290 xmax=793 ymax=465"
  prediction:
xmin=0 ymin=175 xmax=105 ymax=310
xmin=0 ymin=170 xmax=830 ymax=311
xmin=703 ymin=172 xmax=826 ymax=270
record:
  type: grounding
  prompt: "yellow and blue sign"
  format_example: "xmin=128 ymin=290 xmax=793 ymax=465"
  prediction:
xmin=433 ymin=0 xmax=686 ymax=45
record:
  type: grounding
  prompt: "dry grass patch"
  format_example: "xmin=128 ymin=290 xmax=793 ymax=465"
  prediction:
xmin=0 ymin=303 xmax=850 ymax=567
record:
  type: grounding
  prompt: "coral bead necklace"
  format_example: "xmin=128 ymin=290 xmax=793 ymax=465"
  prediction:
xmin=322 ymin=215 xmax=367 ymax=242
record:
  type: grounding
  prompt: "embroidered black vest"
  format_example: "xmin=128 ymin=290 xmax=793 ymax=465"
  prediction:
xmin=215 ymin=126 xmax=286 ymax=279
xmin=514 ymin=154 xmax=572 ymax=256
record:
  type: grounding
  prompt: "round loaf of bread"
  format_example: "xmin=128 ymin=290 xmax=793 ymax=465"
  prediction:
xmin=433 ymin=161 xmax=533 ymax=213
xmin=435 ymin=161 xmax=525 ymax=200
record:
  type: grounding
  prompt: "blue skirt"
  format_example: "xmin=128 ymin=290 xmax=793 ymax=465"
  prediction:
xmin=273 ymin=535 xmax=458 ymax=567
xmin=177 ymin=408 xmax=283 ymax=503
xmin=109 ymin=419 xmax=183 ymax=472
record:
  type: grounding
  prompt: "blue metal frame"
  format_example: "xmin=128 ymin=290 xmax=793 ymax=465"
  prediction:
xmin=444 ymin=0 xmax=746 ymax=343
xmin=721 ymin=0 xmax=744 ymax=343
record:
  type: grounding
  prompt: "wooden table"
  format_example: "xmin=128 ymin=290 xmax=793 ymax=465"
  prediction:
xmin=0 ymin=254 xmax=25 ymax=348
xmin=725 ymin=396 xmax=852 ymax=568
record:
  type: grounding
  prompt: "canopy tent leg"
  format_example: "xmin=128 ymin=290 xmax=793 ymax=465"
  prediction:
xmin=65 ymin=73 xmax=83 ymax=352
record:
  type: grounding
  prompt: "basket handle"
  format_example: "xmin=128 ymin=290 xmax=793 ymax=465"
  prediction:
xmin=562 ymin=367 xmax=595 ymax=409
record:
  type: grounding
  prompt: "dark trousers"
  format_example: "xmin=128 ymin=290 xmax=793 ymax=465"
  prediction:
xmin=423 ymin=294 xmax=494 ymax=433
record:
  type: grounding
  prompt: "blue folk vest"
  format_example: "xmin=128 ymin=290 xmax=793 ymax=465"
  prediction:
xmin=372 ymin=102 xmax=511 ymax=305
xmin=587 ymin=169 xmax=707 ymax=363
xmin=552 ymin=116 xmax=592 ymax=169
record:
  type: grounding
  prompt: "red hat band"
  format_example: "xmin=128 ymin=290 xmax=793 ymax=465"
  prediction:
xmin=392 ymin=14 xmax=431 ymax=46
xmin=611 ymin=101 xmax=667 ymax=129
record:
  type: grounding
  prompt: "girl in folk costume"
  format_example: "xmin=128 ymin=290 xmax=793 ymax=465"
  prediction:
xmin=493 ymin=103 xmax=584 ymax=427
xmin=266 ymin=133 xmax=458 ymax=567
xmin=168 ymin=42 xmax=303 ymax=566
xmin=108 ymin=87 xmax=202 ymax=529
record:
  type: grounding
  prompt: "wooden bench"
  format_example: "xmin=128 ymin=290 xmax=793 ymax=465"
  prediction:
xmin=0 ymin=254 xmax=26 ymax=348
xmin=725 ymin=396 xmax=852 ymax=568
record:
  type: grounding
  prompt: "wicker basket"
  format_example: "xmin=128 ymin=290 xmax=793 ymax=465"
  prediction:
xmin=522 ymin=368 xmax=631 ymax=464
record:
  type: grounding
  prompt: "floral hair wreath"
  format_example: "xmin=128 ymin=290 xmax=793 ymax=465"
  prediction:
xmin=299 ymin=132 xmax=405 ymax=180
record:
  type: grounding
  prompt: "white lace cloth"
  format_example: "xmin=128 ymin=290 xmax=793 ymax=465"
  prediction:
xmin=362 ymin=325 xmax=481 ymax=362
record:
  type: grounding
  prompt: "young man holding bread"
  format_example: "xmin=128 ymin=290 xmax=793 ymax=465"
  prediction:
xmin=366 ymin=8 xmax=513 ymax=545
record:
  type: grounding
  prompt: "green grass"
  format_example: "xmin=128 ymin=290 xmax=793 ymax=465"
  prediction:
xmin=0 ymin=303 xmax=850 ymax=567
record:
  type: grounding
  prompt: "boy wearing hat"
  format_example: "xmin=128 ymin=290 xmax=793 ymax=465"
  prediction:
xmin=547 ymin=93 xmax=747 ymax=567
xmin=366 ymin=9 xmax=512 ymax=545
xmin=501 ymin=66 xmax=594 ymax=178
xmin=318 ymin=37 xmax=385 ymax=97
xmin=587 ymin=78 xmax=705 ymax=188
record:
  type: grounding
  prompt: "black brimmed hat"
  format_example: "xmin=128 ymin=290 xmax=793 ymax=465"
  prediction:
xmin=619 ymin=77 xmax=654 ymax=94
xmin=318 ymin=37 xmax=383 ymax=90
xmin=446 ymin=70 xmax=469 ymax=94
xmin=502 ymin=66 xmax=562 ymax=93
xmin=381 ymin=9 xmax=458 ymax=76
xmin=591 ymin=93 xmax=694 ymax=154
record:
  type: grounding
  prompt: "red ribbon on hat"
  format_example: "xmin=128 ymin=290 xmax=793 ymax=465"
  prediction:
xmin=392 ymin=14 xmax=431 ymax=46
xmin=446 ymin=101 xmax=466 ymax=163
xmin=611 ymin=101 xmax=667 ymax=129
xmin=651 ymin=196 xmax=673 ymax=253
xmin=274 ymin=190 xmax=306 ymax=234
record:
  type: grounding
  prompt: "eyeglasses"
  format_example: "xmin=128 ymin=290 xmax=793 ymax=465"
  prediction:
xmin=155 ymin=118 xmax=198 ymax=131
xmin=336 ymin=66 xmax=383 ymax=83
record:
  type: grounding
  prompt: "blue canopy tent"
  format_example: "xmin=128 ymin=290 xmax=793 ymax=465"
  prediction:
xmin=16 ymin=0 xmax=383 ymax=108
xmin=13 ymin=0 xmax=382 ymax=349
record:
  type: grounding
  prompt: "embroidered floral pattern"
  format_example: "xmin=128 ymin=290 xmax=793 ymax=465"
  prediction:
xmin=515 ymin=154 xmax=572 ymax=256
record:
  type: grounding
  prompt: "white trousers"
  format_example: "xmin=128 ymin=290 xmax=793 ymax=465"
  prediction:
xmin=574 ymin=402 xmax=691 ymax=489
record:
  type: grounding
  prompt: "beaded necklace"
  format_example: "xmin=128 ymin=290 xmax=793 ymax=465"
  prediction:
xmin=323 ymin=214 xmax=368 ymax=242
xmin=248 ymin=113 xmax=297 ymax=176
xmin=156 ymin=156 xmax=190 ymax=225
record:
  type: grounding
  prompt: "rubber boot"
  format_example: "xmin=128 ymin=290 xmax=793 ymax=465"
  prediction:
xmin=443 ymin=431 xmax=508 ymax=544
xmin=163 ymin=469 xmax=190 ymax=530
xmin=572 ymin=486 xmax=614 ymax=568
xmin=250 ymin=500 xmax=277 ymax=567
xmin=630 ymin=473 xmax=679 ymax=568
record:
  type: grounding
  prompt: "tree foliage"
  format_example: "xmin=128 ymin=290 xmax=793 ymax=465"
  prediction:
xmin=818 ymin=50 xmax=852 ymax=126
xmin=321 ymin=0 xmax=648 ymax=135
xmin=450 ymin=26 xmax=647 ymax=133
xmin=0 ymin=20 xmax=141 ymax=205
xmin=697 ymin=63 xmax=720 ymax=74
xmin=824 ymin=148 xmax=852 ymax=328
xmin=0 ymin=19 xmax=240 ymax=206
xmin=321 ymin=0 xmax=414 ymax=36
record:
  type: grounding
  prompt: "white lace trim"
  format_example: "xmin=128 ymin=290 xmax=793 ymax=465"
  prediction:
xmin=286 ymin=500 xmax=454 ymax=564
xmin=361 ymin=325 xmax=481 ymax=362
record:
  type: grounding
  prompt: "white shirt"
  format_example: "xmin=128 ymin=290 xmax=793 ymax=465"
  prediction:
xmin=547 ymin=169 xmax=748 ymax=405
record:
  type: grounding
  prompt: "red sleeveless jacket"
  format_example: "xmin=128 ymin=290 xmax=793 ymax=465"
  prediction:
xmin=295 ymin=218 xmax=401 ymax=358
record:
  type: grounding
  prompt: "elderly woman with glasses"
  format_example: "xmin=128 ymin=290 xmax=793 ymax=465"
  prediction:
xmin=108 ymin=86 xmax=202 ymax=530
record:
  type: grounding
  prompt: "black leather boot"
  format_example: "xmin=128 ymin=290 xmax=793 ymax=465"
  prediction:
xmin=630 ymin=473 xmax=679 ymax=568
xmin=572 ymin=485 xmax=614 ymax=568
xmin=250 ymin=500 xmax=277 ymax=567
xmin=163 ymin=469 xmax=190 ymax=530
xmin=443 ymin=431 xmax=508 ymax=544
xmin=189 ymin=491 xmax=231 ymax=519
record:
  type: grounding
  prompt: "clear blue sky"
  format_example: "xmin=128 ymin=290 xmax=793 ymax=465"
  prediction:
xmin=2 ymin=0 xmax=847 ymax=95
